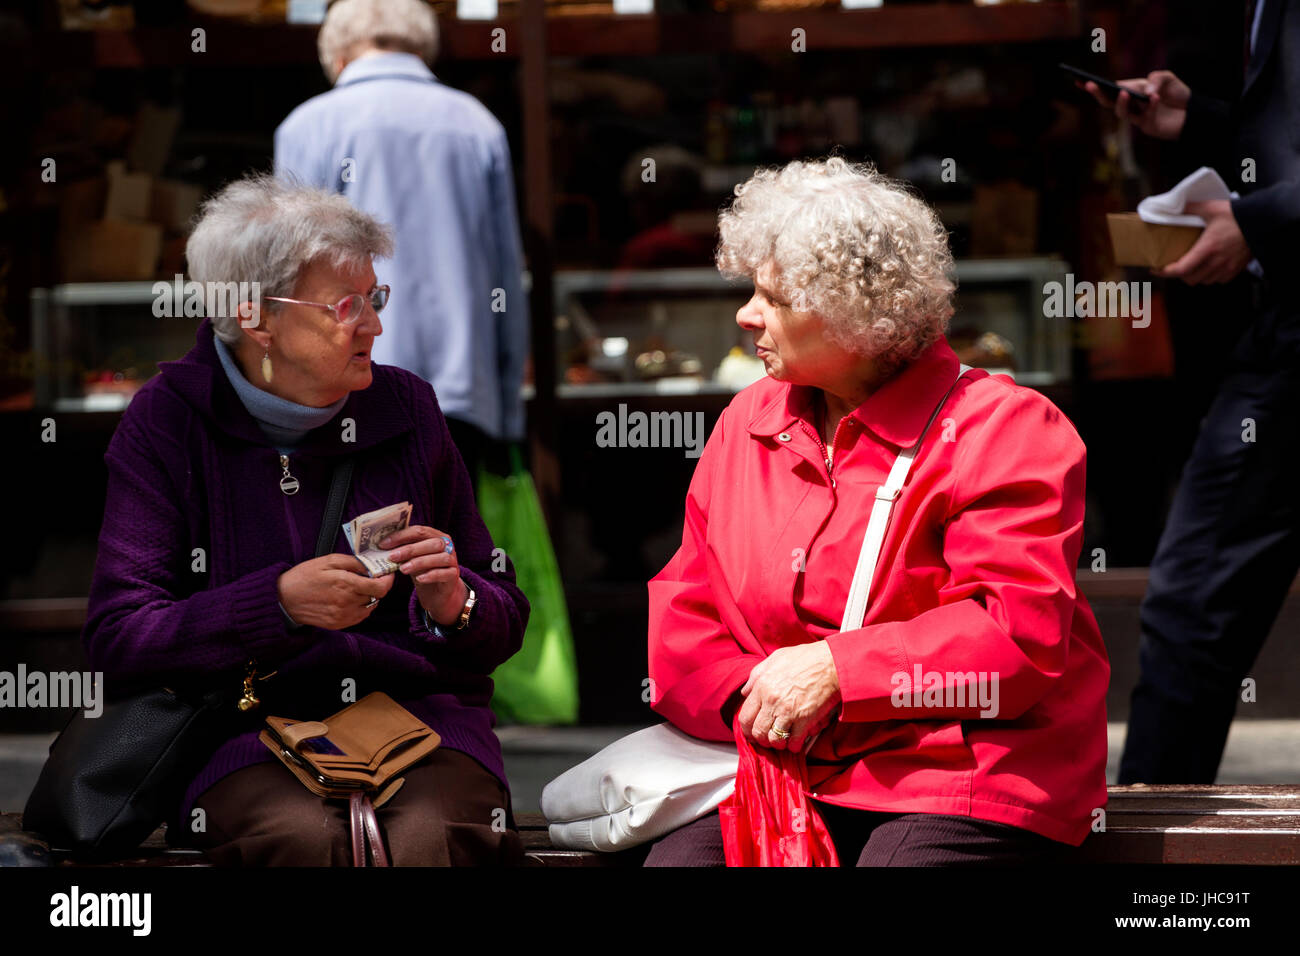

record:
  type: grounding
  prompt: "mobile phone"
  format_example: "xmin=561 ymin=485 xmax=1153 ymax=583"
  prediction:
xmin=1060 ymin=63 xmax=1150 ymax=112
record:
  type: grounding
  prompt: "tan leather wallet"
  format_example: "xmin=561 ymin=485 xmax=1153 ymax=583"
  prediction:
xmin=258 ymin=691 xmax=441 ymax=805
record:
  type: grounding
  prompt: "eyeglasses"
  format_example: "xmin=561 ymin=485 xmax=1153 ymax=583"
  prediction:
xmin=263 ymin=285 xmax=390 ymax=325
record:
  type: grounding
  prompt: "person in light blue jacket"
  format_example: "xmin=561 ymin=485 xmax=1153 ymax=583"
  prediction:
xmin=275 ymin=0 xmax=529 ymax=479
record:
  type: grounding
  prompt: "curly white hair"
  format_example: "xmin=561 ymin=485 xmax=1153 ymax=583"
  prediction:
xmin=716 ymin=156 xmax=956 ymax=374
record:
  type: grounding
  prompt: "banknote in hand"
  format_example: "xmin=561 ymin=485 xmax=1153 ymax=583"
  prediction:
xmin=342 ymin=501 xmax=412 ymax=577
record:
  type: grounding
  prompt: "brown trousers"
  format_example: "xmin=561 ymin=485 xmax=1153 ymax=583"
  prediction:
xmin=190 ymin=749 xmax=524 ymax=866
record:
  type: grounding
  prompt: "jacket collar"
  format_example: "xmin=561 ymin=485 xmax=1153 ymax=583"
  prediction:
xmin=747 ymin=337 xmax=960 ymax=449
xmin=336 ymin=51 xmax=439 ymax=88
xmin=157 ymin=318 xmax=416 ymax=455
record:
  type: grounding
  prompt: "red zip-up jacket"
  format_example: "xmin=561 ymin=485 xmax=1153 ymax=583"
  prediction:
xmin=648 ymin=337 xmax=1109 ymax=846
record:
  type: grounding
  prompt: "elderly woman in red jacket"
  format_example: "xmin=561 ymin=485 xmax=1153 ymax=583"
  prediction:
xmin=644 ymin=157 xmax=1109 ymax=866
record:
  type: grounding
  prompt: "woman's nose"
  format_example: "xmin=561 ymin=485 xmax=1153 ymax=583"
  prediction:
xmin=736 ymin=294 xmax=763 ymax=331
xmin=356 ymin=305 xmax=383 ymax=337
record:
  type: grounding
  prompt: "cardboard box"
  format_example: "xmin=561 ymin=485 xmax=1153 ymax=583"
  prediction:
xmin=1106 ymin=213 xmax=1202 ymax=268
xmin=150 ymin=179 xmax=204 ymax=233
xmin=58 ymin=178 xmax=108 ymax=231
xmin=104 ymin=160 xmax=153 ymax=223
xmin=60 ymin=220 xmax=163 ymax=282
xmin=128 ymin=104 xmax=182 ymax=178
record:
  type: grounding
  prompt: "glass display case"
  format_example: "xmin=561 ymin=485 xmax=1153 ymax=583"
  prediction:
xmin=552 ymin=256 xmax=1072 ymax=395
xmin=30 ymin=283 xmax=199 ymax=412
xmin=30 ymin=256 xmax=1070 ymax=413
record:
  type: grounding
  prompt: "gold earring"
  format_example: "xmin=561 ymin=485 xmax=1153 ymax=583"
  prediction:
xmin=261 ymin=347 xmax=273 ymax=384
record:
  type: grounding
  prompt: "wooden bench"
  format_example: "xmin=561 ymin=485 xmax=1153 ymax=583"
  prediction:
xmin=0 ymin=810 xmax=644 ymax=867
xmin=4 ymin=786 xmax=1296 ymax=866
xmin=1074 ymin=785 xmax=1300 ymax=864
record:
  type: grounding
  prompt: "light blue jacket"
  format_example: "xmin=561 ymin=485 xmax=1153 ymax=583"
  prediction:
xmin=275 ymin=52 xmax=529 ymax=440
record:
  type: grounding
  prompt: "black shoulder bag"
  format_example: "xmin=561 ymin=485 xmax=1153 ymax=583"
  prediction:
xmin=22 ymin=458 xmax=355 ymax=859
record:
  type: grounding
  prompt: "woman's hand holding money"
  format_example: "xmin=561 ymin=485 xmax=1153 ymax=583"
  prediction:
xmin=380 ymin=526 xmax=468 ymax=628
xmin=276 ymin=554 xmax=396 ymax=630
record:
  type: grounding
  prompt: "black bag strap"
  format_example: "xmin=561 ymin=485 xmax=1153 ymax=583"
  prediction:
xmin=315 ymin=458 xmax=355 ymax=558
xmin=242 ymin=457 xmax=352 ymax=706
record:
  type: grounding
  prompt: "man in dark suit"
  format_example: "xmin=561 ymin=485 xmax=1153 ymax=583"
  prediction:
xmin=1086 ymin=0 xmax=1299 ymax=782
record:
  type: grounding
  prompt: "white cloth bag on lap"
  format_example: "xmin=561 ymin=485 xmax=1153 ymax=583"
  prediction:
xmin=541 ymin=723 xmax=737 ymax=851
xmin=541 ymin=364 xmax=976 ymax=852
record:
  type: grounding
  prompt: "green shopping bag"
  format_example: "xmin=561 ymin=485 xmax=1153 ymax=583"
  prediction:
xmin=477 ymin=446 xmax=580 ymax=725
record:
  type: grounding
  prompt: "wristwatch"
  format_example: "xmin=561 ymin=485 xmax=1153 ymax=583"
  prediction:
xmin=453 ymin=585 xmax=477 ymax=630
xmin=422 ymin=583 xmax=477 ymax=633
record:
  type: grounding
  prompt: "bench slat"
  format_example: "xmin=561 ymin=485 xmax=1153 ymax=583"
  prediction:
xmin=8 ymin=785 xmax=1300 ymax=867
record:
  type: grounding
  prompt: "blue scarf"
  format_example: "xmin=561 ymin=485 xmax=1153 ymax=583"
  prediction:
xmin=212 ymin=332 xmax=347 ymax=453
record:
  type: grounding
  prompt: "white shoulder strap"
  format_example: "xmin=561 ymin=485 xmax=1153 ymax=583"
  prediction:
xmin=839 ymin=363 xmax=974 ymax=633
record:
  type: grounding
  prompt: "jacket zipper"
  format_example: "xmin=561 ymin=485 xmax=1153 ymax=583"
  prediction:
xmin=276 ymin=450 xmax=359 ymax=661
xmin=251 ymin=449 xmax=304 ymax=704
xmin=798 ymin=420 xmax=845 ymax=488
xmin=795 ymin=416 xmax=842 ymax=768
xmin=278 ymin=453 xmax=300 ymax=495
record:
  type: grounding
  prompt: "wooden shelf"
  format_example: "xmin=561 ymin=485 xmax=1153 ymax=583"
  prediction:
xmin=548 ymin=3 xmax=1082 ymax=56
xmin=36 ymin=20 xmax=515 ymax=67
xmin=39 ymin=3 xmax=1081 ymax=67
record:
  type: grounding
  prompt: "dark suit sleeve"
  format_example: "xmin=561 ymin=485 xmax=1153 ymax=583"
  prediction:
xmin=1177 ymin=82 xmax=1299 ymax=280
xmin=1232 ymin=179 xmax=1300 ymax=280
xmin=1177 ymin=89 xmax=1235 ymax=166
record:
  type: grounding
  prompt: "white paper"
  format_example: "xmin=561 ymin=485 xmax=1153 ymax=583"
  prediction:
xmin=1137 ymin=166 xmax=1236 ymax=227
xmin=1137 ymin=166 xmax=1263 ymax=278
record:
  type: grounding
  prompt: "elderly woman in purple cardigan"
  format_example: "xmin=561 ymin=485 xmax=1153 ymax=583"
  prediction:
xmin=82 ymin=174 xmax=529 ymax=865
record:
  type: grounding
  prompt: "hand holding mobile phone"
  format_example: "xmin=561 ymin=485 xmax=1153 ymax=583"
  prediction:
xmin=1060 ymin=63 xmax=1150 ymax=113
xmin=1063 ymin=64 xmax=1192 ymax=141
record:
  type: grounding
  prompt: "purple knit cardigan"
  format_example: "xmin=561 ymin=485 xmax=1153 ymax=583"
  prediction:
xmin=81 ymin=318 xmax=529 ymax=822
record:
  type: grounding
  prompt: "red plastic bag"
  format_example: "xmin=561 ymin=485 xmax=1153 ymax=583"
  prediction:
xmin=719 ymin=718 xmax=840 ymax=867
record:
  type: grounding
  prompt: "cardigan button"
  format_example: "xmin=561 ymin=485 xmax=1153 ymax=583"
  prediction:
xmin=777 ymin=432 xmax=792 ymax=442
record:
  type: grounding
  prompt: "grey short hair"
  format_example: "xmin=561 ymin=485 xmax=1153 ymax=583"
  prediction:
xmin=716 ymin=156 xmax=956 ymax=375
xmin=186 ymin=174 xmax=395 ymax=345
xmin=319 ymin=0 xmax=440 ymax=84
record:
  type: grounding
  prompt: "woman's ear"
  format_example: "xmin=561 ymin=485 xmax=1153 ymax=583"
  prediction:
xmin=237 ymin=302 xmax=272 ymax=351
xmin=237 ymin=299 xmax=261 ymax=331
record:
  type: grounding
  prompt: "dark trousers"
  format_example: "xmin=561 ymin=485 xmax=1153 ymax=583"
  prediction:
xmin=189 ymin=749 xmax=524 ymax=866
xmin=1119 ymin=363 xmax=1300 ymax=783
xmin=643 ymin=803 xmax=1071 ymax=867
